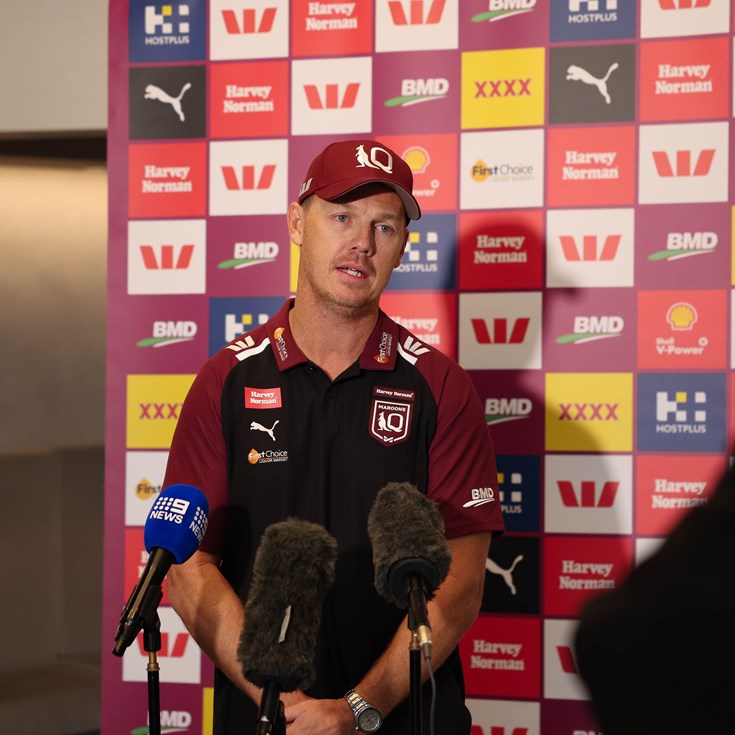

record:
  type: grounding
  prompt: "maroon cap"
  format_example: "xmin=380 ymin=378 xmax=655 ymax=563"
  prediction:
xmin=297 ymin=139 xmax=421 ymax=220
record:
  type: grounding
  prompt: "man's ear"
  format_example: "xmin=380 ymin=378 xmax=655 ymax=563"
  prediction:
xmin=287 ymin=202 xmax=305 ymax=247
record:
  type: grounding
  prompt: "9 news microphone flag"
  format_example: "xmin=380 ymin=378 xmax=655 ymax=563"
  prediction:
xmin=113 ymin=484 xmax=209 ymax=656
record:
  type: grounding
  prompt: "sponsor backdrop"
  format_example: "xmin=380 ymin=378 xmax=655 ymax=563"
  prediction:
xmin=104 ymin=1 xmax=734 ymax=733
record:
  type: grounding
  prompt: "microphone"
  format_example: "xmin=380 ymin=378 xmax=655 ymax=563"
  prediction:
xmin=368 ymin=483 xmax=451 ymax=660
xmin=113 ymin=484 xmax=209 ymax=657
xmin=237 ymin=518 xmax=338 ymax=735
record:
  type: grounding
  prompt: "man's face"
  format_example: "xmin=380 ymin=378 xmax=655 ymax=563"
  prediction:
xmin=289 ymin=184 xmax=409 ymax=317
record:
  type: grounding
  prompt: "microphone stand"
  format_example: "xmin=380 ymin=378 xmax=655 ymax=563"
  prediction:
xmin=408 ymin=627 xmax=423 ymax=735
xmin=256 ymin=680 xmax=286 ymax=735
xmin=144 ymin=613 xmax=162 ymax=735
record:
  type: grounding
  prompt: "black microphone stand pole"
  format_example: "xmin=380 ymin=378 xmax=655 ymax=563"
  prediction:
xmin=408 ymin=625 xmax=423 ymax=735
xmin=144 ymin=613 xmax=162 ymax=735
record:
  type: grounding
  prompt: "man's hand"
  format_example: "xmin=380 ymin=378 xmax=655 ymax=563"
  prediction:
xmin=284 ymin=696 xmax=355 ymax=735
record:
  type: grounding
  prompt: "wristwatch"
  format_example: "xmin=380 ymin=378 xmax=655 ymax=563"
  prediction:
xmin=344 ymin=689 xmax=383 ymax=733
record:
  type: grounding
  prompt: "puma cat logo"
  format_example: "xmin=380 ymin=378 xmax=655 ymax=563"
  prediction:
xmin=566 ymin=62 xmax=619 ymax=104
xmin=144 ymin=82 xmax=192 ymax=121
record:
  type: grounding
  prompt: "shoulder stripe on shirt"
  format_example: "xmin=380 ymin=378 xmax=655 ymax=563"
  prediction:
xmin=397 ymin=335 xmax=430 ymax=365
xmin=226 ymin=336 xmax=270 ymax=363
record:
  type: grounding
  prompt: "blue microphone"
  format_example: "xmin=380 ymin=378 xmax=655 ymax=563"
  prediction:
xmin=113 ymin=484 xmax=209 ymax=656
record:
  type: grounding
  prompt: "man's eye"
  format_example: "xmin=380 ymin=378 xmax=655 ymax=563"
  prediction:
xmin=377 ymin=225 xmax=393 ymax=234
xmin=335 ymin=214 xmax=348 ymax=223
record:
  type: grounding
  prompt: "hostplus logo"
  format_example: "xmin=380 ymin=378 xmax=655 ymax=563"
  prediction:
xmin=144 ymin=3 xmax=191 ymax=43
xmin=221 ymin=7 xmax=277 ymax=34
xmin=388 ymin=0 xmax=446 ymax=25
xmin=225 ymin=312 xmax=269 ymax=343
xmin=648 ymin=230 xmax=718 ymax=261
xmin=556 ymin=315 xmax=624 ymax=344
xmin=568 ymin=0 xmax=618 ymax=23
xmin=397 ymin=235 xmax=438 ymax=274
xmin=218 ymin=241 xmax=279 ymax=270
xmin=498 ymin=470 xmax=523 ymax=512
xmin=137 ymin=321 xmax=198 ymax=347
xmin=656 ymin=389 xmax=707 ymax=434
xmin=485 ymin=397 xmax=532 ymax=425
xmin=472 ymin=0 xmax=537 ymax=23
xmin=384 ymin=78 xmax=449 ymax=107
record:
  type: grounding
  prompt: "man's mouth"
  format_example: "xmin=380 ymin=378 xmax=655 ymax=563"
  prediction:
xmin=338 ymin=266 xmax=367 ymax=278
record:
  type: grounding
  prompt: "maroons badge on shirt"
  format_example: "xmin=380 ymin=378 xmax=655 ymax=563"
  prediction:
xmin=369 ymin=386 xmax=415 ymax=446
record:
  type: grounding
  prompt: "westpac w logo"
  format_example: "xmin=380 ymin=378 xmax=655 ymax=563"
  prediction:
xmin=221 ymin=7 xmax=277 ymax=34
xmin=303 ymin=83 xmax=360 ymax=109
xmin=659 ymin=0 xmax=710 ymax=7
xmin=388 ymin=0 xmax=446 ymax=24
xmin=557 ymin=480 xmax=619 ymax=507
xmin=139 ymin=244 xmax=194 ymax=270
xmin=652 ymin=149 xmax=715 ymax=177
xmin=221 ymin=164 xmax=276 ymax=190
xmin=472 ymin=318 xmax=530 ymax=344
xmin=559 ymin=234 xmax=620 ymax=261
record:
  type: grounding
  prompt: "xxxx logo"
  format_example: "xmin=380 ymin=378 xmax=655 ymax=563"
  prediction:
xmin=559 ymin=403 xmax=618 ymax=420
xmin=139 ymin=403 xmax=181 ymax=420
xmin=474 ymin=79 xmax=531 ymax=97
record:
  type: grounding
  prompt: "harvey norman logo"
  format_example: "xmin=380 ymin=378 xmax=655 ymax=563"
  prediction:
xmin=655 ymin=62 xmax=713 ymax=96
xmin=562 ymin=150 xmax=619 ymax=181
xmin=304 ymin=2 xmax=359 ymax=30
xmin=222 ymin=84 xmax=274 ymax=114
xmin=474 ymin=233 xmax=528 ymax=265
xmin=472 ymin=0 xmax=537 ymax=23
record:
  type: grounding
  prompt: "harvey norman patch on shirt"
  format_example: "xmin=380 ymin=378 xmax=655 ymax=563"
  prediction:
xmin=369 ymin=386 xmax=415 ymax=446
xmin=245 ymin=387 xmax=282 ymax=408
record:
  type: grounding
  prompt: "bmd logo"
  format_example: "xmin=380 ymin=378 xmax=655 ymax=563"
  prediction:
xmin=138 ymin=321 xmax=198 ymax=347
xmin=221 ymin=7 xmax=277 ymax=33
xmin=471 ymin=0 xmax=537 ymax=23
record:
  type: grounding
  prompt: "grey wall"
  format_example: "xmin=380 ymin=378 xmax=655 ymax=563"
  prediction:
xmin=0 ymin=1 xmax=108 ymax=135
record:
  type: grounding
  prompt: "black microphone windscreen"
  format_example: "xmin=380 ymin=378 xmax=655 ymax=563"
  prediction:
xmin=368 ymin=482 xmax=452 ymax=608
xmin=237 ymin=518 xmax=337 ymax=692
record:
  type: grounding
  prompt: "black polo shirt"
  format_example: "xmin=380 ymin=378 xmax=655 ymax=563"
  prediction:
xmin=165 ymin=298 xmax=503 ymax=735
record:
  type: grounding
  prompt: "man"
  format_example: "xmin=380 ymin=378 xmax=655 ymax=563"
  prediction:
xmin=164 ymin=139 xmax=503 ymax=734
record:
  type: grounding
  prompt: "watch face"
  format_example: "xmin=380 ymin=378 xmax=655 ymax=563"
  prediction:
xmin=358 ymin=707 xmax=382 ymax=732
